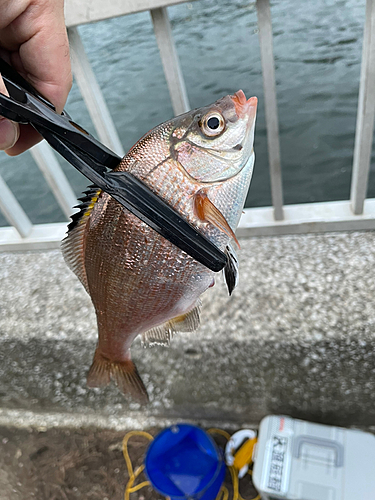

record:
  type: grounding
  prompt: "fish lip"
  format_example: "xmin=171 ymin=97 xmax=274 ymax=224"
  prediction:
xmin=230 ymin=90 xmax=257 ymax=160
xmin=230 ymin=90 xmax=258 ymax=122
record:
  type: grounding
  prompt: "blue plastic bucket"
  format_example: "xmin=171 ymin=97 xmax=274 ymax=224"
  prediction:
xmin=145 ymin=424 xmax=226 ymax=500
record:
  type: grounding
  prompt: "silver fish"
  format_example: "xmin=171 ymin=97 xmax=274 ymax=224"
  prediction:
xmin=62 ymin=90 xmax=257 ymax=401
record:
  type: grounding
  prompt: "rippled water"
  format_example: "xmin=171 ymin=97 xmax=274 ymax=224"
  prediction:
xmin=0 ymin=0 xmax=369 ymax=226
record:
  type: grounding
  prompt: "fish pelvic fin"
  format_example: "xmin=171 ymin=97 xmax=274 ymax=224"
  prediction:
xmin=61 ymin=186 xmax=102 ymax=293
xmin=223 ymin=243 xmax=239 ymax=296
xmin=171 ymin=299 xmax=202 ymax=332
xmin=86 ymin=349 xmax=148 ymax=403
xmin=193 ymin=191 xmax=240 ymax=249
xmin=142 ymin=301 xmax=202 ymax=347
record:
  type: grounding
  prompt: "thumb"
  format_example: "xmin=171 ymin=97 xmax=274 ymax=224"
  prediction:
xmin=0 ymin=74 xmax=20 ymax=151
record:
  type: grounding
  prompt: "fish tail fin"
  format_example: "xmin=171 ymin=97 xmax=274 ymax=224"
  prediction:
xmin=86 ymin=349 xmax=111 ymax=388
xmin=111 ymin=360 xmax=149 ymax=403
xmin=86 ymin=349 xmax=149 ymax=403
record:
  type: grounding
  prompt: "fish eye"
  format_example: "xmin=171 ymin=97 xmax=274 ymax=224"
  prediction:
xmin=200 ymin=112 xmax=225 ymax=137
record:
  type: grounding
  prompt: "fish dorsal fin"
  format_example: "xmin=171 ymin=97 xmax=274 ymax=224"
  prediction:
xmin=61 ymin=186 xmax=101 ymax=293
xmin=223 ymin=243 xmax=239 ymax=296
xmin=193 ymin=191 xmax=240 ymax=248
xmin=141 ymin=301 xmax=202 ymax=347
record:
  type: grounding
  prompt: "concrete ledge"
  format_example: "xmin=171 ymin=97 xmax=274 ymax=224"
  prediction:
xmin=0 ymin=334 xmax=374 ymax=428
xmin=1 ymin=231 xmax=375 ymax=429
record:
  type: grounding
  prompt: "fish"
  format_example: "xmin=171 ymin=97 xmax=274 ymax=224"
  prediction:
xmin=62 ymin=90 xmax=257 ymax=402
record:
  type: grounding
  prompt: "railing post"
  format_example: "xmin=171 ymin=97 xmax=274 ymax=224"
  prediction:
xmin=68 ymin=26 xmax=125 ymax=157
xmin=30 ymin=142 xmax=77 ymax=220
xmin=150 ymin=7 xmax=190 ymax=116
xmin=350 ymin=0 xmax=375 ymax=215
xmin=256 ymin=0 xmax=284 ymax=221
xmin=0 ymin=175 xmax=32 ymax=238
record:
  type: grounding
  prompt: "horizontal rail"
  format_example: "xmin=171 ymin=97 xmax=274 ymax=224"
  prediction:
xmin=237 ymin=199 xmax=375 ymax=237
xmin=64 ymin=0 xmax=195 ymax=27
xmin=2 ymin=199 xmax=375 ymax=252
xmin=0 ymin=223 xmax=66 ymax=252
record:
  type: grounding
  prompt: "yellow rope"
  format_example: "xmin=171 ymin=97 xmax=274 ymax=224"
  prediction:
xmin=122 ymin=430 xmax=153 ymax=500
xmin=207 ymin=428 xmax=232 ymax=441
xmin=218 ymin=485 xmax=229 ymax=500
xmin=122 ymin=428 xmax=261 ymax=500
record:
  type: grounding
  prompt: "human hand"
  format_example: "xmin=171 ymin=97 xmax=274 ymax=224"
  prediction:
xmin=0 ymin=0 xmax=72 ymax=155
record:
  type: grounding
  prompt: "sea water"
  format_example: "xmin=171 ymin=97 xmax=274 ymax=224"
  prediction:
xmin=0 ymin=0 xmax=369 ymax=226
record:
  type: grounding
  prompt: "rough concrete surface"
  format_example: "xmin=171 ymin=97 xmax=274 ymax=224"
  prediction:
xmin=1 ymin=231 xmax=375 ymax=429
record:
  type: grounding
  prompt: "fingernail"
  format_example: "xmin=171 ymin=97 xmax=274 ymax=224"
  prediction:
xmin=0 ymin=118 xmax=19 ymax=150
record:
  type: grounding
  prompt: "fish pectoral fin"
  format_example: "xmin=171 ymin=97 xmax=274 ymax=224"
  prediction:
xmin=169 ymin=300 xmax=202 ymax=332
xmin=193 ymin=191 xmax=240 ymax=249
xmin=86 ymin=349 xmax=148 ymax=403
xmin=142 ymin=301 xmax=202 ymax=347
xmin=223 ymin=244 xmax=239 ymax=296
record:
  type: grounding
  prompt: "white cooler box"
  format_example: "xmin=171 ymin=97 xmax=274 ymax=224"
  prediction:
xmin=252 ymin=415 xmax=375 ymax=500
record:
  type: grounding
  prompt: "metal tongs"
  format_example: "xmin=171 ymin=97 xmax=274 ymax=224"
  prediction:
xmin=0 ymin=58 xmax=227 ymax=272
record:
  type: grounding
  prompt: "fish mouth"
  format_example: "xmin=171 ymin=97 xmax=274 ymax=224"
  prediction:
xmin=231 ymin=90 xmax=258 ymax=123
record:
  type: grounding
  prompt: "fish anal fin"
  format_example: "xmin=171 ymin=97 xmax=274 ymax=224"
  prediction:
xmin=194 ymin=191 xmax=240 ymax=249
xmin=86 ymin=349 xmax=148 ymax=403
xmin=141 ymin=325 xmax=174 ymax=347
xmin=142 ymin=301 xmax=202 ymax=347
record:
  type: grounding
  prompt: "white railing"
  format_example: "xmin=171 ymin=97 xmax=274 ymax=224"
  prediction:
xmin=0 ymin=0 xmax=374 ymax=251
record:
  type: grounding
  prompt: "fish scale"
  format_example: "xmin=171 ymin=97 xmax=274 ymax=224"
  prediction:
xmin=62 ymin=91 xmax=257 ymax=401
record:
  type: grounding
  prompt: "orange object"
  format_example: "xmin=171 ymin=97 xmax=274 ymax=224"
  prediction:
xmin=233 ymin=437 xmax=257 ymax=471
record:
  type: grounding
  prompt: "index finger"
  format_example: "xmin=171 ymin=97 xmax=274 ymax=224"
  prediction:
xmin=0 ymin=72 xmax=20 ymax=151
